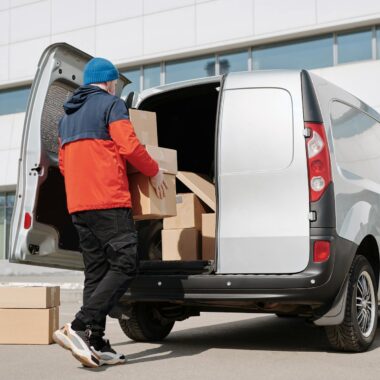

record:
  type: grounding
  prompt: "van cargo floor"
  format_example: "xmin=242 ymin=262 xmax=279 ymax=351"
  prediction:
xmin=138 ymin=260 xmax=213 ymax=275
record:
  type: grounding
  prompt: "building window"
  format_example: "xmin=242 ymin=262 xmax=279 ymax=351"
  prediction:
xmin=0 ymin=192 xmax=15 ymax=260
xmin=218 ymin=50 xmax=249 ymax=75
xmin=377 ymin=27 xmax=380 ymax=59
xmin=0 ymin=87 xmax=31 ymax=116
xmin=165 ymin=55 xmax=215 ymax=84
xmin=252 ymin=35 xmax=333 ymax=70
xmin=143 ymin=64 xmax=161 ymax=90
xmin=121 ymin=68 xmax=140 ymax=98
xmin=337 ymin=29 xmax=372 ymax=64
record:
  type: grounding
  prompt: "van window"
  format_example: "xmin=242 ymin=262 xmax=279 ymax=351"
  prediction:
xmin=220 ymin=88 xmax=293 ymax=174
xmin=330 ymin=100 xmax=380 ymax=184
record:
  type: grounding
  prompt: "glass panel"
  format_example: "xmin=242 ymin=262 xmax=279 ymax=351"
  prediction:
xmin=165 ymin=55 xmax=215 ymax=84
xmin=337 ymin=29 xmax=372 ymax=64
xmin=6 ymin=193 xmax=15 ymax=208
xmin=0 ymin=86 xmax=31 ymax=116
xmin=143 ymin=64 xmax=161 ymax=90
xmin=377 ymin=27 xmax=380 ymax=59
xmin=5 ymin=206 xmax=13 ymax=260
xmin=121 ymin=68 xmax=141 ymax=98
xmin=219 ymin=50 xmax=248 ymax=75
xmin=0 ymin=207 xmax=5 ymax=260
xmin=252 ymin=35 xmax=333 ymax=70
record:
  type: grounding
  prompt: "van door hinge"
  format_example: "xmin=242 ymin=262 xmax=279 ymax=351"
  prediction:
xmin=309 ymin=211 xmax=317 ymax=222
xmin=30 ymin=166 xmax=43 ymax=176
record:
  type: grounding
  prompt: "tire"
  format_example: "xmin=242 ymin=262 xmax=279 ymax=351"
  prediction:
xmin=136 ymin=220 xmax=163 ymax=261
xmin=119 ymin=303 xmax=175 ymax=342
xmin=325 ymin=255 xmax=378 ymax=352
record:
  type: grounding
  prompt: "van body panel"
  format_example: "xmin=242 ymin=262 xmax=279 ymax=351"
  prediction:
xmin=216 ymin=71 xmax=310 ymax=274
xmin=310 ymin=72 xmax=380 ymax=295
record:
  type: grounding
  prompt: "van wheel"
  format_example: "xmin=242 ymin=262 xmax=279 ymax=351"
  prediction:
xmin=137 ymin=220 xmax=163 ymax=261
xmin=325 ymin=255 xmax=378 ymax=352
xmin=119 ymin=303 xmax=175 ymax=342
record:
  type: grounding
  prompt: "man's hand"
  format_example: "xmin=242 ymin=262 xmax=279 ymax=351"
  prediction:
xmin=150 ymin=169 xmax=168 ymax=199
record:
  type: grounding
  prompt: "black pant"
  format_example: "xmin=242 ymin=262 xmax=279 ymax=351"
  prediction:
xmin=71 ymin=208 xmax=137 ymax=338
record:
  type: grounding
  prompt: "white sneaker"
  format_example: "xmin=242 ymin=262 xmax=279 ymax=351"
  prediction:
xmin=91 ymin=339 xmax=126 ymax=366
xmin=53 ymin=323 xmax=101 ymax=368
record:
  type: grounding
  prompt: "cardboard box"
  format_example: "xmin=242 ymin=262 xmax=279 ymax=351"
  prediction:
xmin=163 ymin=193 xmax=207 ymax=231
xmin=128 ymin=145 xmax=177 ymax=175
xmin=129 ymin=173 xmax=177 ymax=220
xmin=176 ymin=172 xmax=216 ymax=211
xmin=0 ymin=286 xmax=60 ymax=309
xmin=0 ymin=307 xmax=59 ymax=344
xmin=162 ymin=228 xmax=200 ymax=261
xmin=202 ymin=213 xmax=216 ymax=261
xmin=129 ymin=109 xmax=159 ymax=146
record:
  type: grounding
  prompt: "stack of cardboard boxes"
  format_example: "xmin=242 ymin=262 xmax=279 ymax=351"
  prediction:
xmin=128 ymin=110 xmax=216 ymax=262
xmin=162 ymin=172 xmax=216 ymax=262
xmin=0 ymin=286 xmax=60 ymax=345
xmin=128 ymin=109 xmax=177 ymax=220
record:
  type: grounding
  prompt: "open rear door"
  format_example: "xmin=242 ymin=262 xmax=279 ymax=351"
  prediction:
xmin=9 ymin=43 xmax=129 ymax=269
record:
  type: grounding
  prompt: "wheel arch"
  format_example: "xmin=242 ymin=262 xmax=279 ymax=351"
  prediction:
xmin=355 ymin=234 xmax=379 ymax=289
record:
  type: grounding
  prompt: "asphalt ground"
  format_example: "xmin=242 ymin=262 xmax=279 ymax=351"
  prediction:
xmin=1 ymin=298 xmax=380 ymax=380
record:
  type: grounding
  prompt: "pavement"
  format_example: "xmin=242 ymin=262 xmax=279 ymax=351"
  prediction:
xmin=1 ymin=268 xmax=380 ymax=379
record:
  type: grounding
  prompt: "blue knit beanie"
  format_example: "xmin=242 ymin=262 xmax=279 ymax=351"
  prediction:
xmin=83 ymin=57 xmax=119 ymax=85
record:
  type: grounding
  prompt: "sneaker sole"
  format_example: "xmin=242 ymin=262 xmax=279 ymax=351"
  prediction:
xmin=100 ymin=357 xmax=126 ymax=366
xmin=72 ymin=352 xmax=101 ymax=368
xmin=53 ymin=328 xmax=100 ymax=368
xmin=53 ymin=330 xmax=73 ymax=351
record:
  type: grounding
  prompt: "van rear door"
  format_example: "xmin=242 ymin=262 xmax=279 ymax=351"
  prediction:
xmin=9 ymin=43 xmax=128 ymax=269
xmin=216 ymin=71 xmax=310 ymax=274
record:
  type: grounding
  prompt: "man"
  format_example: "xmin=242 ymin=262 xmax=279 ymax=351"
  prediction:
xmin=52 ymin=57 xmax=167 ymax=367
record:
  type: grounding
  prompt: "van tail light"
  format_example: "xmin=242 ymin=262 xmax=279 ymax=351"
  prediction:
xmin=24 ymin=212 xmax=32 ymax=229
xmin=305 ymin=122 xmax=332 ymax=202
xmin=313 ymin=240 xmax=330 ymax=263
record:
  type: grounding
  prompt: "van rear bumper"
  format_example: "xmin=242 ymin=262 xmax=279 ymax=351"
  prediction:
xmin=122 ymin=232 xmax=357 ymax=309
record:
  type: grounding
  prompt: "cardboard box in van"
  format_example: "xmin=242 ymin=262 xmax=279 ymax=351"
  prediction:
xmin=129 ymin=173 xmax=176 ymax=220
xmin=127 ymin=145 xmax=177 ymax=175
xmin=163 ymin=193 xmax=206 ymax=231
xmin=129 ymin=109 xmax=159 ymax=146
xmin=176 ymin=172 xmax=216 ymax=211
xmin=161 ymin=228 xmax=200 ymax=261
xmin=0 ymin=286 xmax=60 ymax=309
xmin=0 ymin=307 xmax=59 ymax=344
xmin=202 ymin=213 xmax=216 ymax=261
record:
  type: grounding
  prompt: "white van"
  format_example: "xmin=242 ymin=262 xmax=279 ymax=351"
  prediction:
xmin=9 ymin=43 xmax=380 ymax=352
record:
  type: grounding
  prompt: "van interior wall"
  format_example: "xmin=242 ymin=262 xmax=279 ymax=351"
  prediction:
xmin=139 ymin=83 xmax=219 ymax=189
xmin=36 ymin=80 xmax=80 ymax=251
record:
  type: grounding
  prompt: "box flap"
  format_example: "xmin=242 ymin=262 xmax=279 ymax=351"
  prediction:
xmin=176 ymin=172 xmax=215 ymax=211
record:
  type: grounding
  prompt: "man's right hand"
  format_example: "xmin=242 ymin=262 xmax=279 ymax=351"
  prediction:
xmin=150 ymin=169 xmax=168 ymax=199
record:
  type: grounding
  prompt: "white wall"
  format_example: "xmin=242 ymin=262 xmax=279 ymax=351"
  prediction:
xmin=1 ymin=0 xmax=380 ymax=87
xmin=0 ymin=112 xmax=23 ymax=189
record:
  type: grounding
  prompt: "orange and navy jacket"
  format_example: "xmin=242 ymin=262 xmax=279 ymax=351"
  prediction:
xmin=58 ymin=85 xmax=159 ymax=214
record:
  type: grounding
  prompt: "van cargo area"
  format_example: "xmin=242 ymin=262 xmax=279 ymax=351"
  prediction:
xmin=35 ymin=79 xmax=220 ymax=275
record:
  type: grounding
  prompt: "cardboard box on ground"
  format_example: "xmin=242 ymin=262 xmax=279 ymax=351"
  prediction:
xmin=128 ymin=109 xmax=177 ymax=220
xmin=0 ymin=286 xmax=60 ymax=345
xmin=162 ymin=172 xmax=216 ymax=261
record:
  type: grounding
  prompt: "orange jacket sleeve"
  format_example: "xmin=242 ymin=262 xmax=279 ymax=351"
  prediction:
xmin=58 ymin=138 xmax=65 ymax=176
xmin=109 ymin=119 xmax=159 ymax=177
